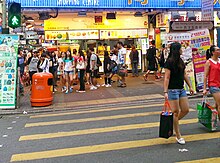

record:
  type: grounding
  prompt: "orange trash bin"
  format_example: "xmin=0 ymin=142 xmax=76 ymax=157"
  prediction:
xmin=30 ymin=73 xmax=53 ymax=107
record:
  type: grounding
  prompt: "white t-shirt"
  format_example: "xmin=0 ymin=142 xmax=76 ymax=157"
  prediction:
xmin=40 ymin=58 xmax=49 ymax=73
xmin=117 ymin=47 xmax=126 ymax=64
xmin=58 ymin=58 xmax=64 ymax=73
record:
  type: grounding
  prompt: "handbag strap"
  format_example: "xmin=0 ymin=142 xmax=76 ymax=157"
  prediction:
xmin=162 ymin=100 xmax=172 ymax=113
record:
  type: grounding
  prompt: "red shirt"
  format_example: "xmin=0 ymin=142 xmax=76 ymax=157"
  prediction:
xmin=208 ymin=58 xmax=220 ymax=87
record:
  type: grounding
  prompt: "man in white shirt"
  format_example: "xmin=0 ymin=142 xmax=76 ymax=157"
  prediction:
xmin=117 ymin=41 xmax=127 ymax=87
xmin=90 ymin=48 xmax=98 ymax=90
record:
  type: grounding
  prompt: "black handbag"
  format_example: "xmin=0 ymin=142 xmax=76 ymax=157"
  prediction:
xmin=109 ymin=60 xmax=117 ymax=70
xmin=159 ymin=101 xmax=173 ymax=139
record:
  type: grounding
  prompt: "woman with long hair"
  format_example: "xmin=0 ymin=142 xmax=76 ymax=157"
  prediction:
xmin=58 ymin=51 xmax=66 ymax=92
xmin=203 ymin=45 xmax=220 ymax=120
xmin=63 ymin=50 xmax=75 ymax=94
xmin=164 ymin=42 xmax=194 ymax=145
xmin=76 ymin=50 xmax=86 ymax=93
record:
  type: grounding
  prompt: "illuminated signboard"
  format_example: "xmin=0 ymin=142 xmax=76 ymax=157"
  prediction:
xmin=7 ymin=0 xmax=220 ymax=9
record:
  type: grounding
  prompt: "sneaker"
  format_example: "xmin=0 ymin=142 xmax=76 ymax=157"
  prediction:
xmin=105 ymin=84 xmax=112 ymax=88
xmin=65 ymin=90 xmax=69 ymax=94
xmin=54 ymin=88 xmax=57 ymax=92
xmin=76 ymin=90 xmax=86 ymax=93
xmin=101 ymin=84 xmax=106 ymax=87
xmin=143 ymin=74 xmax=148 ymax=81
xmin=69 ymin=88 xmax=73 ymax=93
xmin=96 ymin=84 xmax=100 ymax=87
xmin=61 ymin=87 xmax=66 ymax=92
xmin=176 ymin=137 xmax=185 ymax=145
xmin=90 ymin=86 xmax=97 ymax=90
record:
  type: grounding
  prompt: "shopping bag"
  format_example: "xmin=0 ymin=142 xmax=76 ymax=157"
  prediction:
xmin=197 ymin=97 xmax=218 ymax=131
xmin=159 ymin=101 xmax=173 ymax=139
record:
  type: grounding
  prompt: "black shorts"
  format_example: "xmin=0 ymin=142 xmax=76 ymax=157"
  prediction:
xmin=90 ymin=70 xmax=98 ymax=78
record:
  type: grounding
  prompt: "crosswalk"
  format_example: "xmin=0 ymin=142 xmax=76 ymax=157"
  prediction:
xmin=9 ymin=95 xmax=220 ymax=162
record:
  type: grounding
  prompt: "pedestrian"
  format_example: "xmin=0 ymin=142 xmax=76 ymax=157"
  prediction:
xmin=164 ymin=42 xmax=194 ymax=145
xmin=129 ymin=45 xmax=139 ymax=77
xmin=144 ymin=40 xmax=160 ymax=81
xmin=58 ymin=52 xmax=66 ymax=92
xmin=86 ymin=49 xmax=91 ymax=85
xmin=38 ymin=53 xmax=49 ymax=73
xmin=76 ymin=50 xmax=86 ymax=93
xmin=109 ymin=46 xmax=118 ymax=84
xmin=117 ymin=41 xmax=127 ymax=87
xmin=63 ymin=50 xmax=75 ymax=94
xmin=18 ymin=48 xmax=25 ymax=95
xmin=158 ymin=44 xmax=166 ymax=77
xmin=90 ymin=48 xmax=98 ymax=90
xmin=52 ymin=51 xmax=59 ymax=87
xmin=103 ymin=48 xmax=112 ymax=87
xmin=203 ymin=45 xmax=220 ymax=120
xmin=27 ymin=50 xmax=39 ymax=84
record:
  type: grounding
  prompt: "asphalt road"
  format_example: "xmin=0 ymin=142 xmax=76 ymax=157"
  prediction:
xmin=0 ymin=97 xmax=219 ymax=163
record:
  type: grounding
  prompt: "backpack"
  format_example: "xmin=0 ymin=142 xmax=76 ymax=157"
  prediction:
xmin=97 ymin=55 xmax=102 ymax=67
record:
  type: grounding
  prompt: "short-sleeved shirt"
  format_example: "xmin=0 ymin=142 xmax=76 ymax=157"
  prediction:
xmin=64 ymin=58 xmax=74 ymax=71
xmin=117 ymin=48 xmax=126 ymax=64
xmin=90 ymin=53 xmax=98 ymax=70
xmin=58 ymin=58 xmax=64 ymax=73
xmin=164 ymin=58 xmax=186 ymax=89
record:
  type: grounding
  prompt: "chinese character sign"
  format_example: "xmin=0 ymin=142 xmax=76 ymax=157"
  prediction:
xmin=190 ymin=29 xmax=211 ymax=91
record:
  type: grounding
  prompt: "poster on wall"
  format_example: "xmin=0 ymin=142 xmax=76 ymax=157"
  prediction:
xmin=0 ymin=35 xmax=19 ymax=109
xmin=190 ymin=29 xmax=211 ymax=91
xmin=166 ymin=33 xmax=197 ymax=94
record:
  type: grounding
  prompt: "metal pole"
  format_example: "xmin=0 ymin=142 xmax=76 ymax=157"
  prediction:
xmin=2 ymin=0 xmax=7 ymax=28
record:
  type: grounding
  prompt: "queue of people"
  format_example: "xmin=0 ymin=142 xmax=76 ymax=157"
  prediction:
xmin=18 ymin=41 xmax=133 ymax=95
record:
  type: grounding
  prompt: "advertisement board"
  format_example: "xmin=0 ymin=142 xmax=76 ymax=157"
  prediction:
xmin=190 ymin=29 xmax=211 ymax=91
xmin=0 ymin=35 xmax=19 ymax=109
xmin=45 ymin=30 xmax=99 ymax=40
xmin=100 ymin=29 xmax=147 ymax=39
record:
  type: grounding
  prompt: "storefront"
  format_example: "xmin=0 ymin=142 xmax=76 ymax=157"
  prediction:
xmin=7 ymin=0 xmax=220 ymax=72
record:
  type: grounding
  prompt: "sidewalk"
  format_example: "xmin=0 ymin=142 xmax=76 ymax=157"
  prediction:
xmin=0 ymin=74 xmax=203 ymax=115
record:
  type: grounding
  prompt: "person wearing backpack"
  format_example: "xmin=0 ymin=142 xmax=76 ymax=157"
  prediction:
xmin=144 ymin=40 xmax=160 ymax=81
xmin=27 ymin=50 xmax=39 ymax=84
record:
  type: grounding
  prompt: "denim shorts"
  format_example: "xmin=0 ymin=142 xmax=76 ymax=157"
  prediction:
xmin=209 ymin=86 xmax=220 ymax=94
xmin=64 ymin=71 xmax=74 ymax=75
xmin=168 ymin=89 xmax=187 ymax=100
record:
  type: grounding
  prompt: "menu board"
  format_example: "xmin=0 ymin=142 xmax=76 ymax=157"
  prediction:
xmin=45 ymin=30 xmax=99 ymax=40
xmin=0 ymin=35 xmax=19 ymax=109
xmin=100 ymin=29 xmax=148 ymax=39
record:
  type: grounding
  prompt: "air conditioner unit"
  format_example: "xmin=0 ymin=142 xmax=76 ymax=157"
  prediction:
xmin=78 ymin=11 xmax=87 ymax=17
xmin=39 ymin=12 xmax=51 ymax=20
xmin=187 ymin=11 xmax=196 ymax=21
xmin=134 ymin=11 xmax=143 ymax=17
xmin=106 ymin=13 xmax=116 ymax=19
xmin=171 ymin=12 xmax=181 ymax=20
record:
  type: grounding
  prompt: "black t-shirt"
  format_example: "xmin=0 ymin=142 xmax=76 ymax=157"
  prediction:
xmin=164 ymin=58 xmax=185 ymax=89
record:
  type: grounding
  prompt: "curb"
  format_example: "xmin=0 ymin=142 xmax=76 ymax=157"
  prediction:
xmin=0 ymin=94 xmax=206 ymax=116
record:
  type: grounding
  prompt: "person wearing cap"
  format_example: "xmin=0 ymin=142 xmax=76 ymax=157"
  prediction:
xmin=27 ymin=50 xmax=39 ymax=84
